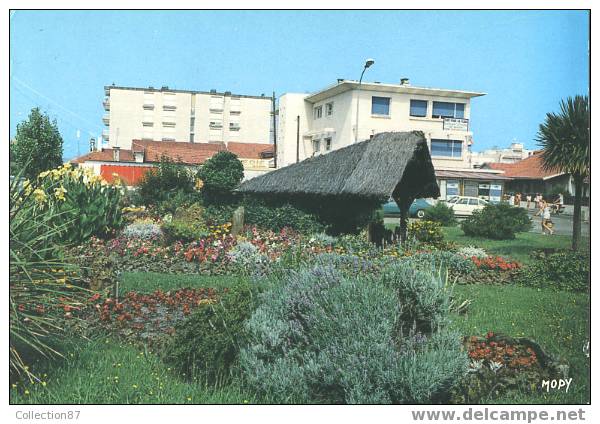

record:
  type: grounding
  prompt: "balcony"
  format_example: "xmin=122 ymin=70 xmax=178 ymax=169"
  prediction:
xmin=102 ymin=130 xmax=109 ymax=141
xmin=103 ymin=98 xmax=110 ymax=111
xmin=102 ymin=114 xmax=110 ymax=125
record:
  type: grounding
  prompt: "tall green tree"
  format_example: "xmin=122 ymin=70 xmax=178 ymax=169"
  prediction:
xmin=12 ymin=107 xmax=64 ymax=180
xmin=536 ymin=95 xmax=590 ymax=250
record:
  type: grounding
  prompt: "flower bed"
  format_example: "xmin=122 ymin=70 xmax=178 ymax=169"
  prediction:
xmin=451 ymin=331 xmax=568 ymax=403
xmin=86 ymin=288 xmax=222 ymax=347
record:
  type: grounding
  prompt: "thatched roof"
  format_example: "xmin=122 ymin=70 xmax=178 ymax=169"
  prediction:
xmin=238 ymin=131 xmax=440 ymax=202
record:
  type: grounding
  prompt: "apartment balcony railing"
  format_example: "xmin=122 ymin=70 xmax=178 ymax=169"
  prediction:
xmin=102 ymin=114 xmax=110 ymax=125
xmin=102 ymin=130 xmax=109 ymax=141
xmin=103 ymin=98 xmax=110 ymax=111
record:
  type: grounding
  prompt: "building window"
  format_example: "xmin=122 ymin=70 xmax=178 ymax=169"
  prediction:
xmin=143 ymin=104 xmax=155 ymax=110
xmin=161 ymin=137 xmax=175 ymax=142
xmin=409 ymin=99 xmax=428 ymax=117
xmin=230 ymin=110 xmax=241 ymax=115
xmin=190 ymin=133 xmax=195 ymax=143
xmin=325 ymin=102 xmax=333 ymax=116
xmin=324 ymin=137 xmax=332 ymax=151
xmin=162 ymin=122 xmax=176 ymax=128
xmin=312 ymin=139 xmax=321 ymax=154
xmin=142 ymin=122 xmax=154 ymax=127
xmin=432 ymin=102 xmax=465 ymax=119
xmin=431 ymin=139 xmax=463 ymax=158
xmin=446 ymin=180 xmax=460 ymax=197
xmin=229 ymin=122 xmax=241 ymax=131
xmin=163 ymin=105 xmax=177 ymax=111
xmin=314 ymin=106 xmax=323 ymax=119
xmin=189 ymin=117 xmax=195 ymax=129
xmin=371 ymin=96 xmax=390 ymax=116
xmin=209 ymin=121 xmax=223 ymax=129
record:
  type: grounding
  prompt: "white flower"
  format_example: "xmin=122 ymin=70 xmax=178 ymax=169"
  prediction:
xmin=489 ymin=361 xmax=503 ymax=373
xmin=468 ymin=359 xmax=484 ymax=373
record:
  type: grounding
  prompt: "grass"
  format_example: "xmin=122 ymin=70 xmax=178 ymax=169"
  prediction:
xmin=10 ymin=337 xmax=255 ymax=404
xmin=442 ymin=226 xmax=587 ymax=264
xmin=451 ymin=284 xmax=590 ymax=404
xmin=118 ymin=272 xmax=249 ymax=293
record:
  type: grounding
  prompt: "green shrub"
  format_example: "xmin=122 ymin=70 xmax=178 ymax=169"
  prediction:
xmin=423 ymin=202 xmax=457 ymax=226
xmin=517 ymin=250 xmax=590 ymax=292
xmin=197 ymin=151 xmax=244 ymax=197
xmin=461 ymin=202 xmax=531 ymax=240
xmin=164 ymin=282 xmax=257 ymax=385
xmin=244 ymin=200 xmax=326 ymax=234
xmin=162 ymin=203 xmax=209 ymax=243
xmin=240 ymin=264 xmax=467 ymax=404
xmin=28 ymin=164 xmax=123 ymax=244
xmin=137 ymin=155 xmax=196 ymax=207
xmin=408 ymin=220 xmax=445 ymax=247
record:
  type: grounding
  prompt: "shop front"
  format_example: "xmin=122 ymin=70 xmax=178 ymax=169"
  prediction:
xmin=435 ymin=170 xmax=509 ymax=202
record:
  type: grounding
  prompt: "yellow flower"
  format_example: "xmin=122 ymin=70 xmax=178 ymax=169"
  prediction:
xmin=54 ymin=186 xmax=67 ymax=201
xmin=39 ymin=170 xmax=50 ymax=178
xmin=132 ymin=384 xmax=138 ymax=389
xmin=33 ymin=188 xmax=47 ymax=204
xmin=41 ymin=381 xmax=47 ymax=387
xmin=24 ymin=390 xmax=30 ymax=395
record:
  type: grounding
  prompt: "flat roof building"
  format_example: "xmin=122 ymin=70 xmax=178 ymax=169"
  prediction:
xmin=102 ymin=85 xmax=273 ymax=150
xmin=277 ymin=79 xmax=506 ymax=201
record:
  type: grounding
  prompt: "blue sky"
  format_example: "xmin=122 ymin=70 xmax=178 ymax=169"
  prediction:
xmin=10 ymin=10 xmax=589 ymax=160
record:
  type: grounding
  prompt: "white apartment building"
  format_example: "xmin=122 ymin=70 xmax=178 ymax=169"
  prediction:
xmin=102 ymin=85 xmax=273 ymax=150
xmin=471 ymin=142 xmax=535 ymax=168
xmin=277 ymin=79 xmax=509 ymax=201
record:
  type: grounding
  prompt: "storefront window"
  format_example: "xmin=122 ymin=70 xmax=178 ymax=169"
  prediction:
xmin=489 ymin=184 xmax=503 ymax=202
xmin=446 ymin=180 xmax=460 ymax=197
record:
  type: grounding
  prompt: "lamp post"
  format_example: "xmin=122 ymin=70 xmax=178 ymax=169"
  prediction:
xmin=354 ymin=58 xmax=375 ymax=143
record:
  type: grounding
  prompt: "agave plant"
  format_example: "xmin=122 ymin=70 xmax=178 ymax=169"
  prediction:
xmin=9 ymin=171 xmax=88 ymax=382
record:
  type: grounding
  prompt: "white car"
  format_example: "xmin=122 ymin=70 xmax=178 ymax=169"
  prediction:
xmin=446 ymin=196 xmax=489 ymax=216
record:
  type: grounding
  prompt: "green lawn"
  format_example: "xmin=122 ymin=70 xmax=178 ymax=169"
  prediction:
xmin=442 ymin=226 xmax=587 ymax=264
xmin=118 ymin=272 xmax=249 ymax=293
xmin=385 ymin=222 xmax=586 ymax=264
xmin=451 ymin=284 xmax=590 ymax=404
xmin=10 ymin=337 xmax=254 ymax=404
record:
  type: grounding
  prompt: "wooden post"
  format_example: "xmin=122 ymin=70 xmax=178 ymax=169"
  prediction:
xmin=393 ymin=195 xmax=413 ymax=245
xmin=231 ymin=206 xmax=245 ymax=236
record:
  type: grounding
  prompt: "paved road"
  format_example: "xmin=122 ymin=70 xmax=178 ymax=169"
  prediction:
xmin=525 ymin=209 xmax=589 ymax=237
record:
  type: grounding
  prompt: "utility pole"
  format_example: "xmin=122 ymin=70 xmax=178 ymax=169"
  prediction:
xmin=296 ymin=115 xmax=300 ymax=163
xmin=272 ymin=91 xmax=277 ymax=168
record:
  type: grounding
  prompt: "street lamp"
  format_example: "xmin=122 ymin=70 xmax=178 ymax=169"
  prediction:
xmin=354 ymin=58 xmax=375 ymax=143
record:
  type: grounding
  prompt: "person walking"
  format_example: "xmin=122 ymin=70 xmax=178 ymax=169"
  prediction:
xmin=509 ymin=193 xmax=515 ymax=205
xmin=535 ymin=200 xmax=554 ymax=235
xmin=526 ymin=194 xmax=532 ymax=209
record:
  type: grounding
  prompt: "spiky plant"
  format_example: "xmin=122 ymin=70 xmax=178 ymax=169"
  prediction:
xmin=536 ymin=95 xmax=589 ymax=250
xmin=9 ymin=172 xmax=88 ymax=382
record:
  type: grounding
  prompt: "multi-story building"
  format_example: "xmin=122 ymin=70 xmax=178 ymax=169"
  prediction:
xmin=471 ymin=142 xmax=535 ymax=168
xmin=102 ymin=85 xmax=273 ymax=150
xmin=277 ymin=79 xmax=508 ymax=201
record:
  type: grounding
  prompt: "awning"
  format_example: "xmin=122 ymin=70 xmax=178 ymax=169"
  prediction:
xmin=435 ymin=170 xmax=510 ymax=180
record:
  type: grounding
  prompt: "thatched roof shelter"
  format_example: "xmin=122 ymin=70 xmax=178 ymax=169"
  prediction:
xmin=238 ymin=131 xmax=440 ymax=202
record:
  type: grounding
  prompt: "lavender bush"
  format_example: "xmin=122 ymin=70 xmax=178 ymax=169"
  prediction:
xmin=240 ymin=263 xmax=467 ymax=404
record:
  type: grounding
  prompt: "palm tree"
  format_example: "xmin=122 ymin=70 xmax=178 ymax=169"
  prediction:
xmin=536 ymin=95 xmax=590 ymax=250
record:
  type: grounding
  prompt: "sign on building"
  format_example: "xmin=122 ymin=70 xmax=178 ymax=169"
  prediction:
xmin=489 ymin=184 xmax=503 ymax=202
xmin=443 ymin=118 xmax=469 ymax=131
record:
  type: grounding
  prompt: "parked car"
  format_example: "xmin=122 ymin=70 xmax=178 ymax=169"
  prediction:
xmin=445 ymin=196 xmax=489 ymax=216
xmin=382 ymin=198 xmax=433 ymax=218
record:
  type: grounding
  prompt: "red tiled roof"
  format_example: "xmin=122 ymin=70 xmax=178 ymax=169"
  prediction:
xmin=485 ymin=153 xmax=565 ymax=180
xmin=71 ymin=140 xmax=274 ymax=166
xmin=227 ymin=142 xmax=274 ymax=159
xmin=70 ymin=149 xmax=134 ymax=164
xmin=131 ymin=140 xmax=226 ymax=165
